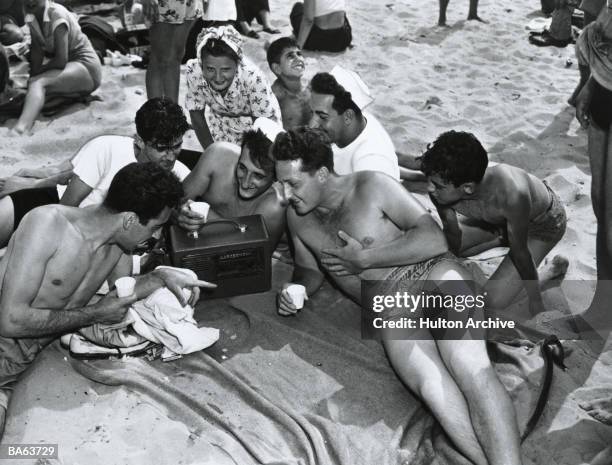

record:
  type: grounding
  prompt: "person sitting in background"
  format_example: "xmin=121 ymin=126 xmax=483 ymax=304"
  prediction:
xmin=0 ymin=0 xmax=24 ymax=45
xmin=234 ymin=0 xmax=279 ymax=39
xmin=0 ymin=97 xmax=191 ymax=248
xmin=290 ymin=0 xmax=352 ymax=52
xmin=10 ymin=0 xmax=101 ymax=134
xmin=266 ymin=36 xmax=311 ymax=129
xmin=185 ymin=25 xmax=281 ymax=149
xmin=308 ymin=66 xmax=399 ymax=180
xmin=177 ymin=118 xmax=287 ymax=248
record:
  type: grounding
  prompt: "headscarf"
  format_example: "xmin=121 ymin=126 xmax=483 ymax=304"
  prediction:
xmin=195 ymin=25 xmax=243 ymax=65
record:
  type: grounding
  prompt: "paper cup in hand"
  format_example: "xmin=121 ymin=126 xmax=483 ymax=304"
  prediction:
xmin=115 ymin=277 xmax=136 ymax=298
xmin=189 ymin=202 xmax=210 ymax=220
xmin=286 ymin=284 xmax=307 ymax=309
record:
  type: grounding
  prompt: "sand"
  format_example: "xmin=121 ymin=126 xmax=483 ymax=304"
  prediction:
xmin=0 ymin=0 xmax=610 ymax=463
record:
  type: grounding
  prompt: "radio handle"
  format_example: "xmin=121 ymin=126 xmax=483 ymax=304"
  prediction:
xmin=200 ymin=219 xmax=248 ymax=233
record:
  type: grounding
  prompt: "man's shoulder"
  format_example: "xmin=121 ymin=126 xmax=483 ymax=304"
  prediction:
xmin=18 ymin=205 xmax=70 ymax=238
xmin=202 ymin=142 xmax=241 ymax=168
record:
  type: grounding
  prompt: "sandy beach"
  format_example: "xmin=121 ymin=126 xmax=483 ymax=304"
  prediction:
xmin=0 ymin=0 xmax=610 ymax=463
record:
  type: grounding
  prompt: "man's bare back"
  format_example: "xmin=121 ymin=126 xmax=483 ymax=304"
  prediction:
xmin=448 ymin=164 xmax=551 ymax=226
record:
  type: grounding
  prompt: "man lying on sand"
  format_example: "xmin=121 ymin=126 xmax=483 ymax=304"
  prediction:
xmin=0 ymin=97 xmax=190 ymax=248
xmin=274 ymin=127 xmax=523 ymax=465
xmin=176 ymin=118 xmax=287 ymax=248
xmin=308 ymin=67 xmax=400 ymax=180
xmin=0 ymin=162 xmax=215 ymax=437
xmin=420 ymin=131 xmax=569 ymax=314
xmin=267 ymin=36 xmax=311 ymax=130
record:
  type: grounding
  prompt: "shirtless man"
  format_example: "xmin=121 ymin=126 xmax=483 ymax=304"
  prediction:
xmin=438 ymin=0 xmax=484 ymax=26
xmin=420 ymin=131 xmax=568 ymax=314
xmin=273 ymin=127 xmax=522 ymax=465
xmin=176 ymin=122 xmax=287 ymax=247
xmin=266 ymin=36 xmax=311 ymax=129
xmin=0 ymin=162 xmax=214 ymax=437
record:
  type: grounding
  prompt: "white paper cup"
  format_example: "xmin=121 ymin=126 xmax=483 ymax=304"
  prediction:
xmin=190 ymin=201 xmax=210 ymax=220
xmin=286 ymin=284 xmax=307 ymax=309
xmin=115 ymin=276 xmax=136 ymax=298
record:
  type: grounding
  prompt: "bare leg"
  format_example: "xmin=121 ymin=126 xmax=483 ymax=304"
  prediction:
xmin=438 ymin=0 xmax=450 ymax=26
xmin=590 ymin=446 xmax=612 ymax=465
xmin=0 ymin=192 xmax=17 ymax=248
xmin=146 ymin=21 xmax=194 ymax=102
xmin=579 ymin=396 xmax=612 ymax=424
xmin=467 ymin=0 xmax=485 ymax=22
xmin=384 ymin=338 xmax=489 ymax=465
xmin=430 ymin=264 xmax=523 ymax=465
xmin=484 ymin=237 xmax=568 ymax=310
xmin=12 ymin=62 xmax=96 ymax=134
xmin=259 ymin=10 xmax=280 ymax=33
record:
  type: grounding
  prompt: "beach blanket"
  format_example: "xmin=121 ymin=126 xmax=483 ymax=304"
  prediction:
xmin=2 ymin=261 xmax=611 ymax=464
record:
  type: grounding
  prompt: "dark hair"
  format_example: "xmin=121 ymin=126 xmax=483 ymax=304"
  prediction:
xmin=310 ymin=73 xmax=362 ymax=119
xmin=135 ymin=97 xmax=190 ymax=146
xmin=421 ymin=131 xmax=488 ymax=186
xmin=104 ymin=162 xmax=184 ymax=224
xmin=199 ymin=38 xmax=240 ymax=63
xmin=241 ymin=129 xmax=274 ymax=173
xmin=266 ymin=36 xmax=299 ymax=68
xmin=272 ymin=127 xmax=334 ymax=174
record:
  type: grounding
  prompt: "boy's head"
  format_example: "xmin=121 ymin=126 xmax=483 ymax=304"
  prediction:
xmin=266 ymin=37 xmax=304 ymax=80
xmin=421 ymin=131 xmax=488 ymax=205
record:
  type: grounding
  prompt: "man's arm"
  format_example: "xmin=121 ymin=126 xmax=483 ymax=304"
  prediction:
xmin=277 ymin=213 xmax=324 ymax=315
xmin=0 ymin=210 xmax=131 ymax=338
xmin=502 ymin=191 xmax=544 ymax=309
xmin=434 ymin=202 xmax=463 ymax=254
xmin=59 ymin=176 xmax=93 ymax=206
xmin=359 ymin=176 xmax=448 ymax=268
xmin=257 ymin=192 xmax=287 ymax=249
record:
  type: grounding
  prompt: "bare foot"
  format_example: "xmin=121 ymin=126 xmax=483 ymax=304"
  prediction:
xmin=0 ymin=176 xmax=39 ymax=197
xmin=539 ymin=255 xmax=569 ymax=281
xmin=437 ymin=20 xmax=451 ymax=27
xmin=579 ymin=396 xmax=612 ymax=425
xmin=467 ymin=14 xmax=488 ymax=23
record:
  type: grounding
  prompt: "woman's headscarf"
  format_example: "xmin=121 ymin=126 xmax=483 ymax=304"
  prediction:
xmin=195 ymin=25 xmax=243 ymax=66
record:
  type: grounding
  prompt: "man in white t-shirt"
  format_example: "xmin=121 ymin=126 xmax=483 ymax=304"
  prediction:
xmin=308 ymin=66 xmax=400 ymax=181
xmin=0 ymin=97 xmax=191 ymax=247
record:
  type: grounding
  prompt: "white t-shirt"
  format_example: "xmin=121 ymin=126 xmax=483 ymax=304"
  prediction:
xmin=57 ymin=135 xmax=190 ymax=207
xmin=203 ymin=0 xmax=237 ymax=21
xmin=332 ymin=112 xmax=400 ymax=180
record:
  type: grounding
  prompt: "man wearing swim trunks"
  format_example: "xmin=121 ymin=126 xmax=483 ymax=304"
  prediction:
xmin=273 ymin=127 xmax=523 ymax=465
xmin=420 ymin=131 xmax=568 ymax=315
xmin=0 ymin=162 xmax=215 ymax=438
